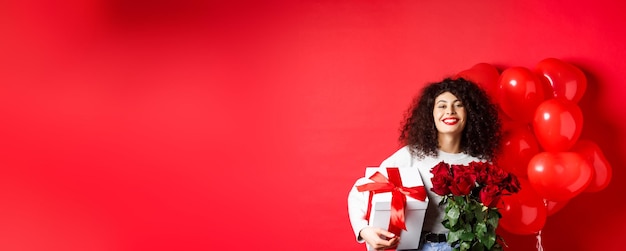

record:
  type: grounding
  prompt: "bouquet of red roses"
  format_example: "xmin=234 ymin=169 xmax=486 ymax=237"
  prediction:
xmin=430 ymin=161 xmax=521 ymax=251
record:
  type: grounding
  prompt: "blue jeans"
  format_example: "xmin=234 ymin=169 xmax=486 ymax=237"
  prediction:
xmin=399 ymin=241 xmax=452 ymax=251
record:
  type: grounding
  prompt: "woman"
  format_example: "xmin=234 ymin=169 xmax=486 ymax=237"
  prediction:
xmin=347 ymin=77 xmax=501 ymax=251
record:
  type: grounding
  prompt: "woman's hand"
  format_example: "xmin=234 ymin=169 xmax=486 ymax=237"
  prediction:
xmin=359 ymin=227 xmax=400 ymax=250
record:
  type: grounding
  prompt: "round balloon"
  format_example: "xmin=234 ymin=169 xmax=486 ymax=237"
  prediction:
xmin=535 ymin=58 xmax=587 ymax=103
xmin=527 ymin=152 xmax=592 ymax=201
xmin=532 ymin=98 xmax=583 ymax=152
xmin=496 ymin=125 xmax=540 ymax=178
xmin=498 ymin=178 xmax=547 ymax=235
xmin=456 ymin=63 xmax=500 ymax=103
xmin=571 ymin=140 xmax=612 ymax=192
xmin=498 ymin=67 xmax=545 ymax=123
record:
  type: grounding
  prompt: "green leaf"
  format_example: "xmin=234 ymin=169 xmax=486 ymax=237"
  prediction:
xmin=447 ymin=230 xmax=461 ymax=243
xmin=474 ymin=212 xmax=483 ymax=222
xmin=479 ymin=233 xmax=496 ymax=249
xmin=463 ymin=222 xmax=473 ymax=233
xmin=441 ymin=194 xmax=505 ymax=250
xmin=460 ymin=231 xmax=475 ymax=241
xmin=447 ymin=205 xmax=461 ymax=226
xmin=486 ymin=211 xmax=500 ymax=228
xmin=475 ymin=222 xmax=487 ymax=238
xmin=455 ymin=196 xmax=466 ymax=204
xmin=460 ymin=241 xmax=471 ymax=251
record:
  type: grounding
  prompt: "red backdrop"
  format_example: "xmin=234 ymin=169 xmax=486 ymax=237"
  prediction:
xmin=1 ymin=1 xmax=625 ymax=250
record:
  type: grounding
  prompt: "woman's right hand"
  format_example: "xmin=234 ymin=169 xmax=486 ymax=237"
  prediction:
xmin=359 ymin=227 xmax=400 ymax=250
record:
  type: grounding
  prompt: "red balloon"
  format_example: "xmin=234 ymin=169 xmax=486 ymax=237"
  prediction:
xmin=498 ymin=67 xmax=545 ymax=123
xmin=535 ymin=58 xmax=587 ymax=103
xmin=498 ymin=107 xmax=522 ymax=133
xmin=571 ymin=140 xmax=613 ymax=192
xmin=498 ymin=178 xmax=547 ymax=235
xmin=496 ymin=126 xmax=540 ymax=178
xmin=527 ymin=152 xmax=592 ymax=201
xmin=532 ymin=98 xmax=583 ymax=152
xmin=456 ymin=63 xmax=500 ymax=102
xmin=546 ymin=199 xmax=569 ymax=216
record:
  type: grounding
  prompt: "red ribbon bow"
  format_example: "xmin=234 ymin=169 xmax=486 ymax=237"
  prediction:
xmin=356 ymin=167 xmax=427 ymax=236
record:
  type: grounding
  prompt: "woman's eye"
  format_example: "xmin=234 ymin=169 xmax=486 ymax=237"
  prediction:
xmin=438 ymin=105 xmax=446 ymax=109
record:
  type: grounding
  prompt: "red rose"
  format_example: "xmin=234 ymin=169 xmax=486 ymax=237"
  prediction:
xmin=485 ymin=165 xmax=509 ymax=185
xmin=471 ymin=161 xmax=490 ymax=184
xmin=430 ymin=162 xmax=453 ymax=196
xmin=431 ymin=175 xmax=452 ymax=196
xmin=431 ymin=161 xmax=451 ymax=177
xmin=449 ymin=172 xmax=476 ymax=196
xmin=451 ymin=164 xmax=474 ymax=177
xmin=503 ymin=173 xmax=521 ymax=193
xmin=429 ymin=161 xmax=521 ymax=204
xmin=479 ymin=184 xmax=502 ymax=208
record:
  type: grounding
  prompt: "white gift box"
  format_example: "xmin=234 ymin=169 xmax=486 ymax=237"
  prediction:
xmin=364 ymin=167 xmax=428 ymax=251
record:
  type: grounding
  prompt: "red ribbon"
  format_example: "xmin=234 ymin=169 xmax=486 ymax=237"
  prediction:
xmin=356 ymin=167 xmax=427 ymax=236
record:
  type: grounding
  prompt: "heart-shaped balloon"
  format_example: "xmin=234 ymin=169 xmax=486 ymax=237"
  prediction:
xmin=532 ymin=98 xmax=583 ymax=152
xmin=498 ymin=67 xmax=545 ymax=123
xmin=534 ymin=58 xmax=587 ymax=103
xmin=527 ymin=152 xmax=592 ymax=201
xmin=498 ymin=106 xmax=525 ymax=133
xmin=498 ymin=178 xmax=547 ymax=235
xmin=571 ymin=140 xmax=612 ymax=192
xmin=546 ymin=199 xmax=569 ymax=216
xmin=456 ymin=63 xmax=500 ymax=103
xmin=495 ymin=125 xmax=540 ymax=178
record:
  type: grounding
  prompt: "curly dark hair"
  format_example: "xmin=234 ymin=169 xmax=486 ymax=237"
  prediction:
xmin=399 ymin=77 xmax=501 ymax=161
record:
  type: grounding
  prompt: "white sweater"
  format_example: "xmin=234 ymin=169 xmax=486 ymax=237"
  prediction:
xmin=347 ymin=146 xmax=482 ymax=242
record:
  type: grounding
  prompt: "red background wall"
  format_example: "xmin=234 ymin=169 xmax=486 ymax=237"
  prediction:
xmin=1 ymin=0 xmax=625 ymax=250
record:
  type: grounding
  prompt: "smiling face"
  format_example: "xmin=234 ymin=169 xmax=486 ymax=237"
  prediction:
xmin=433 ymin=91 xmax=466 ymax=137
